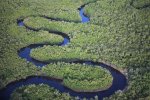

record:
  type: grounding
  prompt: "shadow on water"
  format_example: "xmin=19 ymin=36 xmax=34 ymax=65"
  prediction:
xmin=0 ymin=6 xmax=127 ymax=100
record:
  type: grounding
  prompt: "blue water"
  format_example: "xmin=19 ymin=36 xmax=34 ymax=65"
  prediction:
xmin=61 ymin=37 xmax=70 ymax=46
xmin=0 ymin=7 xmax=127 ymax=100
xmin=79 ymin=8 xmax=90 ymax=23
xmin=18 ymin=46 xmax=47 ymax=67
xmin=17 ymin=20 xmax=24 ymax=26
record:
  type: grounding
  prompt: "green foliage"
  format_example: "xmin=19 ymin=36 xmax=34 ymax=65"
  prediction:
xmin=104 ymin=67 xmax=150 ymax=100
xmin=132 ymin=0 xmax=150 ymax=9
xmin=0 ymin=0 xmax=150 ymax=99
xmin=0 ymin=0 xmax=97 ymax=89
xmin=42 ymin=62 xmax=113 ymax=91
xmin=10 ymin=84 xmax=99 ymax=100
xmin=30 ymin=45 xmax=97 ymax=62
xmin=9 ymin=24 xmax=64 ymax=45
xmin=10 ymin=84 xmax=74 ymax=100
xmin=83 ymin=0 xmax=150 ymax=99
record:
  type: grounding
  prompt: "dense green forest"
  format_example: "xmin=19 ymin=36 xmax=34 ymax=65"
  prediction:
xmin=10 ymin=84 xmax=100 ymax=100
xmin=10 ymin=84 xmax=76 ymax=100
xmin=42 ymin=62 xmax=112 ymax=91
xmin=0 ymin=0 xmax=150 ymax=100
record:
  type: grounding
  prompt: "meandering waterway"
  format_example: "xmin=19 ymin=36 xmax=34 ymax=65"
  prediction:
xmin=0 ymin=5 xmax=127 ymax=100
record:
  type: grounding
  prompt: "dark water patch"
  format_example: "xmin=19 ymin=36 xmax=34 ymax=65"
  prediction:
xmin=17 ymin=19 xmax=24 ymax=26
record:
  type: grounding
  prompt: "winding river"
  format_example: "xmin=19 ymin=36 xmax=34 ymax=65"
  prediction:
xmin=0 ymin=5 xmax=127 ymax=100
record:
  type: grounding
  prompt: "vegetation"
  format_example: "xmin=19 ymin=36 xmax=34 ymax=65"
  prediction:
xmin=104 ymin=67 xmax=150 ymax=100
xmin=0 ymin=0 xmax=150 ymax=99
xmin=84 ymin=0 xmax=150 ymax=99
xmin=10 ymin=84 xmax=100 ymax=100
xmin=10 ymin=84 xmax=75 ymax=100
xmin=43 ymin=62 xmax=112 ymax=91
xmin=131 ymin=0 xmax=150 ymax=9
xmin=30 ymin=45 xmax=97 ymax=62
xmin=0 ymin=0 xmax=98 ymax=89
xmin=9 ymin=24 xmax=64 ymax=45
